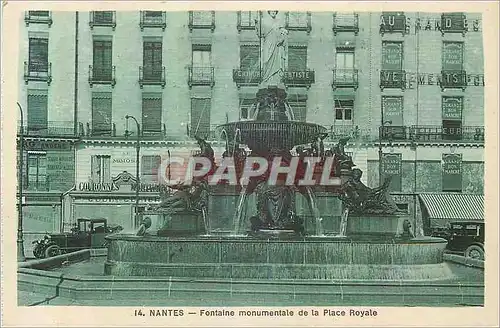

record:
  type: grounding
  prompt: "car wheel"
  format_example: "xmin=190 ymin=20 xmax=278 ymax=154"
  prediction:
xmin=45 ymin=245 xmax=61 ymax=258
xmin=465 ymin=245 xmax=484 ymax=260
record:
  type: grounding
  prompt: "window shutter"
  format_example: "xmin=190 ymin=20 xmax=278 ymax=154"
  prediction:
xmin=143 ymin=42 xmax=162 ymax=78
xmin=240 ymin=45 xmax=259 ymax=71
xmin=288 ymin=47 xmax=307 ymax=71
xmin=288 ymin=98 xmax=307 ymax=122
xmin=92 ymin=93 xmax=112 ymax=135
xmin=27 ymin=94 xmax=48 ymax=132
xmin=191 ymin=98 xmax=211 ymax=138
xmin=142 ymin=94 xmax=162 ymax=133
xmin=28 ymin=38 xmax=48 ymax=71
xmin=93 ymin=41 xmax=112 ymax=78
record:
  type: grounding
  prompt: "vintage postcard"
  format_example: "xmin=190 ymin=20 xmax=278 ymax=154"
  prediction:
xmin=1 ymin=1 xmax=499 ymax=327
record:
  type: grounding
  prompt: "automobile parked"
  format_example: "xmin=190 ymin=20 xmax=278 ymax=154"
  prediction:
xmin=445 ymin=221 xmax=485 ymax=260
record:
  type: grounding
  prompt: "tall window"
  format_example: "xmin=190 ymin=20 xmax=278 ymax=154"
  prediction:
xmin=190 ymin=98 xmax=211 ymax=138
xmin=442 ymin=42 xmax=464 ymax=71
xmin=239 ymin=98 xmax=255 ymax=120
xmin=143 ymin=11 xmax=163 ymax=24
xmin=27 ymin=153 xmax=47 ymax=190
xmin=93 ymin=40 xmax=112 ymax=80
xmin=94 ymin=11 xmax=113 ymax=24
xmin=27 ymin=91 xmax=48 ymax=134
xmin=240 ymin=44 xmax=260 ymax=71
xmin=143 ymin=41 xmax=162 ymax=80
xmin=442 ymin=96 xmax=463 ymax=140
xmin=288 ymin=46 xmax=307 ymax=71
xmin=191 ymin=11 xmax=212 ymax=25
xmin=142 ymin=94 xmax=162 ymax=134
xmin=334 ymin=98 xmax=353 ymax=122
xmin=381 ymin=41 xmax=403 ymax=70
xmin=240 ymin=11 xmax=259 ymax=28
xmin=142 ymin=155 xmax=161 ymax=183
xmin=91 ymin=155 xmax=111 ymax=183
xmin=288 ymin=96 xmax=307 ymax=122
xmin=91 ymin=92 xmax=112 ymax=136
xmin=335 ymin=48 xmax=355 ymax=82
xmin=28 ymin=38 xmax=48 ymax=72
xmin=192 ymin=46 xmax=212 ymax=81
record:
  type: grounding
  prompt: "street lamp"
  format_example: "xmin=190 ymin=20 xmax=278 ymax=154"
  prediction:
xmin=378 ymin=120 xmax=392 ymax=185
xmin=125 ymin=115 xmax=141 ymax=228
xmin=17 ymin=102 xmax=25 ymax=262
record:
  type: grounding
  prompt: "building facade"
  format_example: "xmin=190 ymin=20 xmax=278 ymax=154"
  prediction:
xmin=17 ymin=11 xmax=485 ymax=252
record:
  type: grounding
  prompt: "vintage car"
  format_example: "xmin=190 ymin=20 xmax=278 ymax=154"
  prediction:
xmin=445 ymin=221 xmax=485 ymax=260
xmin=32 ymin=218 xmax=123 ymax=259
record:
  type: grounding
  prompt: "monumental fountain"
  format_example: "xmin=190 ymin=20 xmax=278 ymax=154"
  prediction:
xmin=104 ymin=11 xmax=449 ymax=281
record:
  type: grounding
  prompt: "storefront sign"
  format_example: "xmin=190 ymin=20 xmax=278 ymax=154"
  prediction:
xmin=22 ymin=139 xmax=73 ymax=151
xmin=380 ymin=14 xmax=481 ymax=34
xmin=381 ymin=153 xmax=402 ymax=192
xmin=47 ymin=151 xmax=75 ymax=191
xmin=443 ymin=42 xmax=464 ymax=71
xmin=380 ymin=72 xmax=484 ymax=89
xmin=382 ymin=42 xmax=403 ymax=70
xmin=380 ymin=12 xmax=407 ymax=33
xmin=382 ymin=97 xmax=403 ymax=125
xmin=442 ymin=154 xmax=462 ymax=192
xmin=442 ymin=97 xmax=463 ymax=120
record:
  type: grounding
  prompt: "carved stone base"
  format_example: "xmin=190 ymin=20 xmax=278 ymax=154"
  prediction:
xmin=156 ymin=212 xmax=205 ymax=237
xmin=347 ymin=215 xmax=414 ymax=238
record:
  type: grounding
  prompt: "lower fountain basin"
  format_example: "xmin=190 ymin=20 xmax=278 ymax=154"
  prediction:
xmin=104 ymin=234 xmax=448 ymax=280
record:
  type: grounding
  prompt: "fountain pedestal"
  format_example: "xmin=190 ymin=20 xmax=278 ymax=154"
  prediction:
xmin=155 ymin=211 xmax=205 ymax=237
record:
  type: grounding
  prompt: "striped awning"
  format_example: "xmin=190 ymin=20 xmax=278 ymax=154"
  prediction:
xmin=418 ymin=193 xmax=484 ymax=220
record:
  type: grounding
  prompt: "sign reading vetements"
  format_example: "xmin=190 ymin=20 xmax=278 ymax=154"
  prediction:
xmin=442 ymin=154 xmax=462 ymax=192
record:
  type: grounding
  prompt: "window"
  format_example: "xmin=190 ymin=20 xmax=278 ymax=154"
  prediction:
xmin=143 ymin=41 xmax=162 ymax=80
xmin=288 ymin=46 xmax=307 ymax=71
xmin=27 ymin=152 xmax=47 ymax=190
xmin=334 ymin=99 xmax=353 ymax=121
xmin=142 ymin=155 xmax=161 ymax=183
xmin=190 ymin=98 xmax=211 ymax=138
xmin=143 ymin=11 xmax=163 ymax=24
xmin=27 ymin=91 xmax=48 ymax=134
xmin=239 ymin=11 xmax=259 ymax=28
xmin=287 ymin=12 xmax=308 ymax=27
xmin=335 ymin=48 xmax=355 ymax=82
xmin=91 ymin=92 xmax=112 ymax=136
xmin=28 ymin=38 xmax=49 ymax=73
xmin=442 ymin=154 xmax=462 ymax=192
xmin=142 ymin=94 xmax=162 ymax=134
xmin=240 ymin=44 xmax=260 ymax=72
xmin=334 ymin=12 xmax=357 ymax=28
xmin=191 ymin=46 xmax=212 ymax=82
xmin=93 ymin=40 xmax=113 ymax=80
xmin=94 ymin=11 xmax=113 ymax=24
xmin=191 ymin=11 xmax=213 ymax=25
xmin=91 ymin=155 xmax=111 ymax=183
xmin=442 ymin=96 xmax=463 ymax=140
xmin=288 ymin=96 xmax=307 ymax=122
xmin=239 ymin=98 xmax=255 ymax=120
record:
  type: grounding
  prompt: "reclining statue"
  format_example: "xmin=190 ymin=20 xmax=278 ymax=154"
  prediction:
xmin=154 ymin=180 xmax=208 ymax=215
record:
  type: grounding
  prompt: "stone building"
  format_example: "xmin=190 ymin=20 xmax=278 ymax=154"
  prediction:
xmin=17 ymin=11 xmax=485 ymax=251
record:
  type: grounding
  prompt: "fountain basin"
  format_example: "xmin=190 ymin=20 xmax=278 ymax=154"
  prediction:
xmin=104 ymin=234 xmax=448 ymax=280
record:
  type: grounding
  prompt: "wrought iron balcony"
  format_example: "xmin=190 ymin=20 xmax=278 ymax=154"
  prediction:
xmin=380 ymin=69 xmax=406 ymax=91
xmin=440 ymin=70 xmax=467 ymax=91
xmin=89 ymin=11 xmax=116 ymax=30
xmin=378 ymin=125 xmax=485 ymax=143
xmin=88 ymin=65 xmax=116 ymax=87
xmin=332 ymin=13 xmax=359 ymax=35
xmin=18 ymin=121 xmax=76 ymax=137
xmin=25 ymin=11 xmax=52 ymax=27
xmin=283 ymin=70 xmax=315 ymax=88
xmin=139 ymin=66 xmax=166 ymax=88
xmin=188 ymin=66 xmax=215 ymax=88
xmin=139 ymin=11 xmax=166 ymax=31
xmin=440 ymin=12 xmax=467 ymax=36
xmin=139 ymin=124 xmax=167 ymax=139
xmin=379 ymin=12 xmax=408 ymax=36
xmin=328 ymin=125 xmax=373 ymax=142
xmin=332 ymin=69 xmax=358 ymax=89
xmin=232 ymin=69 xmax=261 ymax=87
xmin=237 ymin=11 xmax=259 ymax=32
xmin=188 ymin=11 xmax=215 ymax=32
xmin=285 ymin=12 xmax=312 ymax=34
xmin=24 ymin=61 xmax=52 ymax=85
xmin=83 ymin=122 xmax=117 ymax=138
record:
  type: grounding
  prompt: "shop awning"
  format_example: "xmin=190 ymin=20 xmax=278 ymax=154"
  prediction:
xmin=418 ymin=193 xmax=484 ymax=220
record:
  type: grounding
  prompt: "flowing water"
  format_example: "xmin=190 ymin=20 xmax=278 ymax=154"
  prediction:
xmin=232 ymin=184 xmax=248 ymax=235
xmin=337 ymin=207 xmax=349 ymax=237
xmin=303 ymin=186 xmax=324 ymax=236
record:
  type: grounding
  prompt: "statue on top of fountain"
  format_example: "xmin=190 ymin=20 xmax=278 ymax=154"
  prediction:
xmin=339 ymin=168 xmax=401 ymax=215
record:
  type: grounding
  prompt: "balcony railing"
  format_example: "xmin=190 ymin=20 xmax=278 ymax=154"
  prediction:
xmin=440 ymin=70 xmax=467 ymax=91
xmin=380 ymin=69 xmax=406 ymax=91
xmin=332 ymin=13 xmax=359 ymax=35
xmin=18 ymin=121 xmax=76 ymax=137
xmin=25 ymin=11 xmax=52 ymax=27
xmin=379 ymin=12 xmax=408 ymax=36
xmin=379 ymin=125 xmax=485 ymax=143
xmin=139 ymin=66 xmax=166 ymax=88
xmin=188 ymin=66 xmax=215 ymax=87
xmin=139 ymin=11 xmax=166 ymax=31
xmin=328 ymin=125 xmax=373 ymax=142
xmin=188 ymin=11 xmax=215 ymax=32
xmin=88 ymin=65 xmax=116 ymax=87
xmin=285 ymin=12 xmax=312 ymax=34
xmin=80 ymin=122 xmax=168 ymax=140
xmin=440 ymin=13 xmax=467 ymax=36
xmin=233 ymin=69 xmax=261 ymax=87
xmin=83 ymin=122 xmax=117 ymax=137
xmin=89 ymin=11 xmax=116 ymax=30
xmin=332 ymin=69 xmax=358 ymax=89
xmin=283 ymin=69 xmax=315 ymax=88
xmin=24 ymin=61 xmax=52 ymax=85
xmin=237 ymin=11 xmax=259 ymax=32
